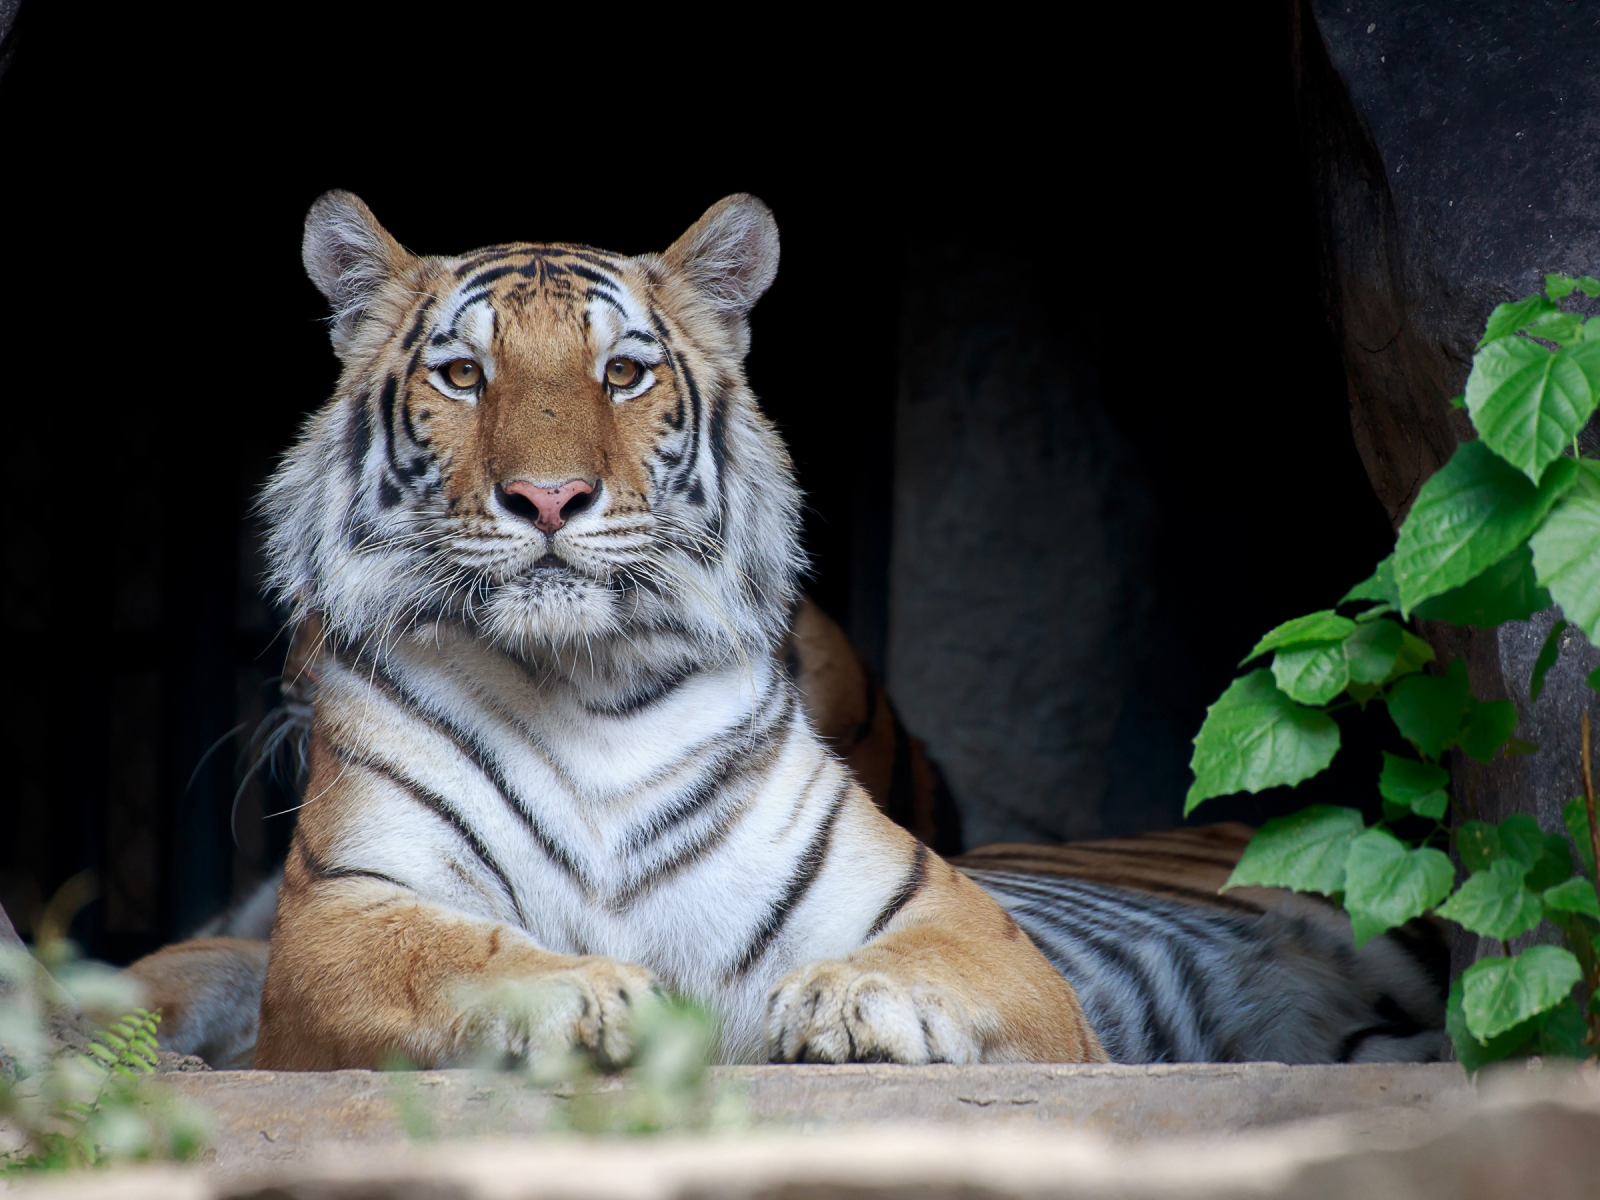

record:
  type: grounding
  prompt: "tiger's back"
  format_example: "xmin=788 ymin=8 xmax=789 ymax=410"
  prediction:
xmin=959 ymin=828 xmax=1447 ymax=1063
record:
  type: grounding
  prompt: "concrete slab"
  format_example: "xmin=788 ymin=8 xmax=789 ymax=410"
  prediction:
xmin=7 ymin=1067 xmax=1600 ymax=1200
xmin=152 ymin=1062 xmax=1471 ymax=1172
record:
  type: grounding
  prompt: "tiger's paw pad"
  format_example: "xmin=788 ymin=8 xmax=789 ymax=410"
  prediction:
xmin=765 ymin=959 xmax=984 ymax=1064
xmin=461 ymin=956 xmax=659 ymax=1067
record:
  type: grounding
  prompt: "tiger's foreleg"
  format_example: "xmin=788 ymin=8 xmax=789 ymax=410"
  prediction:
xmin=254 ymin=846 xmax=657 ymax=1071
xmin=766 ymin=849 xmax=1106 ymax=1064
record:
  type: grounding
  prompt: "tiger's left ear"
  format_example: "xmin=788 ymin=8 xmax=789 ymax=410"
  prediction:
xmin=662 ymin=194 xmax=780 ymax=321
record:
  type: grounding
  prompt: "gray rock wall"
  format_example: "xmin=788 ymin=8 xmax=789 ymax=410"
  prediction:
xmin=886 ymin=240 xmax=1149 ymax=846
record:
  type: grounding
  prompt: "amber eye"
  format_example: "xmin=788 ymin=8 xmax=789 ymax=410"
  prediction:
xmin=605 ymin=357 xmax=643 ymax=389
xmin=444 ymin=359 xmax=481 ymax=390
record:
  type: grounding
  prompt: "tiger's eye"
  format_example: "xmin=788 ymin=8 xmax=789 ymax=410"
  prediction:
xmin=605 ymin=358 xmax=642 ymax=388
xmin=445 ymin=359 xmax=481 ymax=389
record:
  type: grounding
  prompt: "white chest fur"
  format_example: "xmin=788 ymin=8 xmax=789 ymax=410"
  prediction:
xmin=311 ymin=628 xmax=902 ymax=1059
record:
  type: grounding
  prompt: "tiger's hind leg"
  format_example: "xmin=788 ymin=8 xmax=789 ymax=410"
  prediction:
xmin=124 ymin=937 xmax=270 ymax=1069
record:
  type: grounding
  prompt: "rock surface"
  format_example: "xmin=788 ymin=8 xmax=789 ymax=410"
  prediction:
xmin=143 ymin=1062 xmax=1468 ymax=1171
xmin=888 ymin=236 xmax=1151 ymax=846
xmin=6 ymin=1065 xmax=1599 ymax=1200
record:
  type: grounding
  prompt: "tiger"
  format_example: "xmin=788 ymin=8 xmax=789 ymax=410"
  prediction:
xmin=124 ymin=192 xmax=1447 ymax=1071
xmin=234 ymin=190 xmax=1102 ymax=1069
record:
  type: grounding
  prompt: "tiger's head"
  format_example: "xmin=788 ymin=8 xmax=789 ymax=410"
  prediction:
xmin=263 ymin=193 xmax=802 ymax=668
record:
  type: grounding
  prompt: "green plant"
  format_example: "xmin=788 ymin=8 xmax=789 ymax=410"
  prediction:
xmin=0 ymin=929 xmax=208 ymax=1172
xmin=1187 ymin=273 xmax=1600 ymax=1071
xmin=385 ymin=982 xmax=740 ymax=1139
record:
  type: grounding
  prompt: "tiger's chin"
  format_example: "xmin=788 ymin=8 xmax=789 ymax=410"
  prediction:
xmin=477 ymin=567 xmax=622 ymax=651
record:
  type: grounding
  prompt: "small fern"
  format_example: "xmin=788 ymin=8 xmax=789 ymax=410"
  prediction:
xmin=1 ymin=951 xmax=208 ymax=1174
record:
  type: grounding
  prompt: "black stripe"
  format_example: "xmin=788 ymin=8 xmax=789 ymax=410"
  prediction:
xmin=993 ymin=886 xmax=1181 ymax=1061
xmin=728 ymin=781 xmax=849 ymax=979
xmin=623 ymin=687 xmax=796 ymax=857
xmin=584 ymin=661 xmax=701 ymax=718
xmin=650 ymin=311 xmax=687 ymax=430
xmin=328 ymin=739 xmax=529 ymax=928
xmin=1335 ymin=995 xmax=1430 ymax=1062
xmin=865 ymin=842 xmax=929 ymax=940
xmin=583 ymin=288 xmax=627 ymax=318
xmin=452 ymin=247 xmax=527 ymax=277
xmin=677 ymin=359 xmax=703 ymax=484
xmin=566 ymin=263 xmax=620 ymax=292
xmin=458 ymin=264 xmax=519 ymax=293
xmin=298 ymin=839 xmax=407 ymax=890
xmin=379 ymin=373 xmax=408 ymax=484
xmin=330 ymin=644 xmax=587 ymax=887
xmin=344 ymin=392 xmax=371 ymax=475
xmin=400 ymin=296 xmax=437 ymax=351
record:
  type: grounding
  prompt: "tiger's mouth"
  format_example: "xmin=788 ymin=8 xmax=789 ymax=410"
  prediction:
xmin=532 ymin=552 xmax=569 ymax=571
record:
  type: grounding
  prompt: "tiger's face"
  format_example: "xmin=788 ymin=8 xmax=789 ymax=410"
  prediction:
xmin=264 ymin=193 xmax=801 ymax=664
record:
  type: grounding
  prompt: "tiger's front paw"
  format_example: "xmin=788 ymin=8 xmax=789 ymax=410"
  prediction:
xmin=461 ymin=956 xmax=659 ymax=1067
xmin=765 ymin=959 xmax=990 ymax=1064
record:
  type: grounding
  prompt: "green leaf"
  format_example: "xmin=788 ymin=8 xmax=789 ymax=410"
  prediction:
xmin=1462 ymin=945 xmax=1584 ymax=1041
xmin=1348 ymin=681 xmax=1383 ymax=708
xmin=1466 ymin=336 xmax=1599 ymax=482
xmin=1535 ymin=995 xmax=1590 ymax=1057
xmin=1344 ymin=619 xmax=1404 ymax=684
xmin=1393 ymin=442 xmax=1578 ymax=614
xmin=1241 ymin=611 xmax=1355 ymax=665
xmin=1435 ymin=859 xmax=1543 ymax=940
xmin=1377 ymin=752 xmax=1450 ymax=819
xmin=1591 ymin=667 xmax=1600 ymax=692
xmin=1272 ymin=643 xmax=1350 ymax=705
xmin=1457 ymin=821 xmax=1500 ymax=872
xmin=1546 ymin=273 xmax=1600 ymax=301
xmin=1529 ymin=619 xmax=1569 ymax=703
xmin=1385 ymin=658 xmax=1471 ymax=759
xmin=1457 ymin=814 xmax=1547 ymax=875
xmin=1447 ymin=977 xmax=1541 ymax=1072
xmin=1525 ymin=833 xmax=1576 ymax=892
xmin=1185 ymin=671 xmax=1342 ymax=814
xmin=1412 ymin=542 xmax=1552 ymax=627
xmin=1479 ymin=295 xmax=1558 ymax=347
xmin=1341 ymin=557 xmax=1400 ymax=607
xmin=1529 ymin=461 xmax=1600 ymax=644
xmin=1342 ymin=828 xmax=1455 ymax=945
xmin=1458 ymin=698 xmax=1519 ymax=763
xmin=1542 ymin=877 xmax=1600 ymax=920
xmin=1412 ymin=791 xmax=1449 ymax=820
xmin=1498 ymin=814 xmax=1550 ymax=868
xmin=87 ymin=1042 xmax=116 ymax=1064
xmin=1525 ymin=310 xmax=1590 ymax=348
xmin=1221 ymin=805 xmax=1366 ymax=895
xmin=1391 ymin=631 xmax=1436 ymax=681
xmin=1563 ymin=795 xmax=1596 ymax=876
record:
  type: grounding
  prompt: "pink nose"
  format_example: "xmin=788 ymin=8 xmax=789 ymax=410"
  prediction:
xmin=500 ymin=479 xmax=595 ymax=533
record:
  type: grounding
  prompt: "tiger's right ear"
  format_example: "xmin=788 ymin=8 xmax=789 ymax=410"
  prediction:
xmin=302 ymin=191 xmax=411 ymax=354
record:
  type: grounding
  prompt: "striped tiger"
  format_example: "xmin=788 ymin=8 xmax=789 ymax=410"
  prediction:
xmin=236 ymin=191 xmax=1100 ymax=1069
xmin=124 ymin=193 xmax=1446 ymax=1070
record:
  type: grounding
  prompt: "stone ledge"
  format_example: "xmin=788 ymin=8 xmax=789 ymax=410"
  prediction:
xmin=8 ymin=1068 xmax=1600 ymax=1200
xmin=145 ymin=1062 xmax=1470 ymax=1172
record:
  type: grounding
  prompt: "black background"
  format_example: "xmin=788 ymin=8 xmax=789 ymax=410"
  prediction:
xmin=0 ymin=6 xmax=1397 ymax=961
